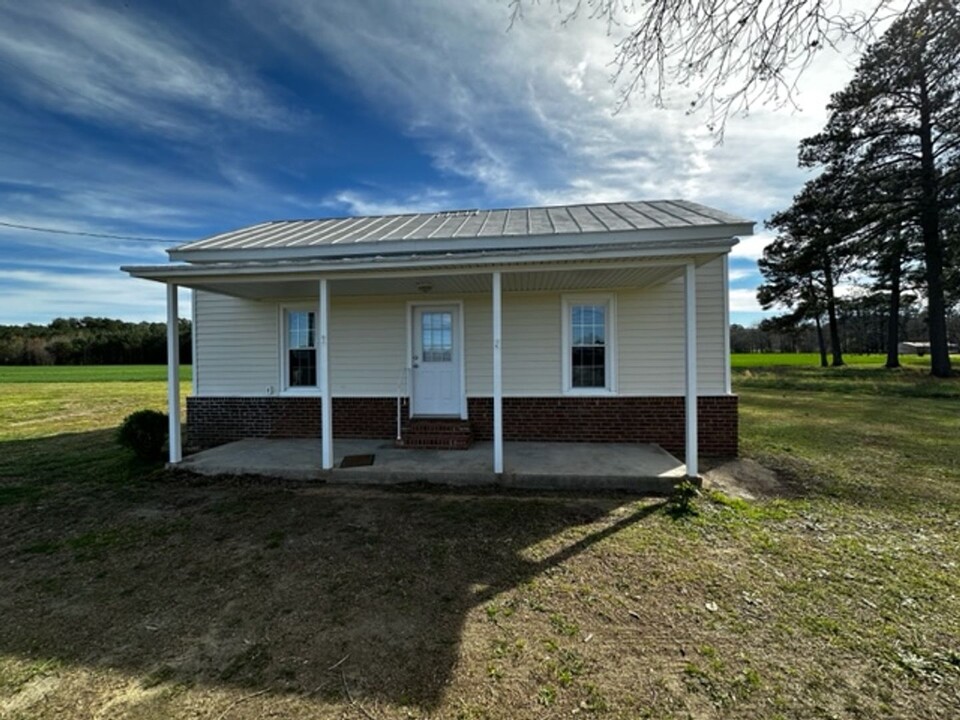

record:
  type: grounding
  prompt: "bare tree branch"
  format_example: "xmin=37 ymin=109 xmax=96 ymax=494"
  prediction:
xmin=510 ymin=1 xmax=908 ymax=136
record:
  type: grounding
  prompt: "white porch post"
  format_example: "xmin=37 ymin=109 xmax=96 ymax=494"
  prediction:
xmin=492 ymin=271 xmax=504 ymax=474
xmin=684 ymin=262 xmax=698 ymax=477
xmin=166 ymin=283 xmax=182 ymax=464
xmin=722 ymin=254 xmax=732 ymax=395
xmin=319 ymin=278 xmax=333 ymax=470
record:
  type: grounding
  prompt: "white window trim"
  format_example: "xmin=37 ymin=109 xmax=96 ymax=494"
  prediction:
xmin=278 ymin=303 xmax=321 ymax=396
xmin=561 ymin=293 xmax=618 ymax=396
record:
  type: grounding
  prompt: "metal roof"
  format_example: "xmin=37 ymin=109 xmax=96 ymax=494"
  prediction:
xmin=171 ymin=200 xmax=752 ymax=260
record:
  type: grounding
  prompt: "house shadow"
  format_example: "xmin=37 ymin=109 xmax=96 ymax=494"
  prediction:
xmin=0 ymin=430 xmax=661 ymax=711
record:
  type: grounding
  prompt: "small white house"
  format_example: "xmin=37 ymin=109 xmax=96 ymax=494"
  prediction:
xmin=123 ymin=200 xmax=753 ymax=477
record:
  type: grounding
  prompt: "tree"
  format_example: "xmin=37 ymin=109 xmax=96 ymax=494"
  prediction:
xmin=510 ymin=0 xmax=904 ymax=134
xmin=761 ymin=170 xmax=857 ymax=366
xmin=800 ymin=0 xmax=960 ymax=377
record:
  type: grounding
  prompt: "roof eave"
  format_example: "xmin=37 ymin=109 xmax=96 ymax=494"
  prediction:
xmin=125 ymin=237 xmax=741 ymax=284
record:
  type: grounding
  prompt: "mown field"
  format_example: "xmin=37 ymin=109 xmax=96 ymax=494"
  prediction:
xmin=731 ymin=352 xmax=958 ymax=368
xmin=0 ymin=363 xmax=958 ymax=718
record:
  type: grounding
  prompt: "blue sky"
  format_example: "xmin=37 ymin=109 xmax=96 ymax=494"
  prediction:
xmin=0 ymin=0 xmax=867 ymax=326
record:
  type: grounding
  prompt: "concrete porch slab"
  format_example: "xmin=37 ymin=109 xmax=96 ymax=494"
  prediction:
xmin=177 ymin=438 xmax=688 ymax=493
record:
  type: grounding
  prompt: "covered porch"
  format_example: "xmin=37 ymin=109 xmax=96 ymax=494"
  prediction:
xmin=139 ymin=252 xmax=725 ymax=481
xmin=175 ymin=437 xmax=687 ymax=492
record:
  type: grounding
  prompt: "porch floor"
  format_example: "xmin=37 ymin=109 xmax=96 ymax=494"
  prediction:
xmin=176 ymin=439 xmax=688 ymax=493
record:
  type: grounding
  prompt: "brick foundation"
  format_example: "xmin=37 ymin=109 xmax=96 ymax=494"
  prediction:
xmin=186 ymin=395 xmax=738 ymax=457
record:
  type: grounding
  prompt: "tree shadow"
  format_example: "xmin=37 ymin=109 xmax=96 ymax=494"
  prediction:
xmin=0 ymin=430 xmax=661 ymax=711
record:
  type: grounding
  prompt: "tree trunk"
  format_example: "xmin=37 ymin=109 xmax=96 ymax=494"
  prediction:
xmin=814 ymin=313 xmax=828 ymax=367
xmin=885 ymin=232 xmax=904 ymax=369
xmin=918 ymin=67 xmax=952 ymax=377
xmin=822 ymin=257 xmax=844 ymax=366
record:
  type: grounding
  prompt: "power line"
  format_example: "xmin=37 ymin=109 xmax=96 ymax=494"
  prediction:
xmin=0 ymin=220 xmax=181 ymax=243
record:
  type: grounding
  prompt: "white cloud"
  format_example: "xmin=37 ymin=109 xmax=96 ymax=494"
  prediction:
xmin=731 ymin=231 xmax=777 ymax=261
xmin=728 ymin=268 xmax=755 ymax=282
xmin=729 ymin=288 xmax=765 ymax=314
xmin=0 ymin=269 xmax=189 ymax=324
xmin=253 ymin=0 xmax=864 ymax=218
xmin=321 ymin=189 xmax=455 ymax=217
xmin=0 ymin=3 xmax=291 ymax=135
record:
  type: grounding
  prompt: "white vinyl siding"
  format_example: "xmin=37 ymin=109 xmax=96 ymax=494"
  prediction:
xmin=618 ymin=257 xmax=726 ymax=395
xmin=193 ymin=258 xmax=729 ymax=398
xmin=194 ymin=290 xmax=279 ymax=395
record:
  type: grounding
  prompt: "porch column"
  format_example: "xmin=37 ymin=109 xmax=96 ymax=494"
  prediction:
xmin=319 ymin=278 xmax=333 ymax=470
xmin=722 ymin=254 xmax=732 ymax=394
xmin=684 ymin=262 xmax=698 ymax=477
xmin=492 ymin=271 xmax=503 ymax=474
xmin=166 ymin=283 xmax=182 ymax=464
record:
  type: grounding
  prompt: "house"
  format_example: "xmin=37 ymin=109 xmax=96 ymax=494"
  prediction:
xmin=122 ymin=200 xmax=753 ymax=479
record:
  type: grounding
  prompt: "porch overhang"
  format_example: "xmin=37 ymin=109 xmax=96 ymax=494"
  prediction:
xmin=121 ymin=240 xmax=736 ymax=299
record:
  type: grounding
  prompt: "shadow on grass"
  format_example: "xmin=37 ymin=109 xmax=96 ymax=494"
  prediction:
xmin=0 ymin=430 xmax=659 ymax=711
xmin=0 ymin=428 xmax=160 ymax=487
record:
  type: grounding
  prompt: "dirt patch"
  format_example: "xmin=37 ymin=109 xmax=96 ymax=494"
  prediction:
xmin=702 ymin=458 xmax=788 ymax=500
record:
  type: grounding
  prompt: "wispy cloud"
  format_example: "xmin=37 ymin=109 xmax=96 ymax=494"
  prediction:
xmin=0 ymin=269 xmax=189 ymax=324
xmin=0 ymin=3 xmax=292 ymax=135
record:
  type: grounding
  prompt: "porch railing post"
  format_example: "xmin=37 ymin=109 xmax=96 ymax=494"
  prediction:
xmin=492 ymin=271 xmax=503 ymax=474
xmin=319 ymin=278 xmax=333 ymax=470
xmin=166 ymin=283 xmax=182 ymax=464
xmin=684 ymin=262 xmax=699 ymax=477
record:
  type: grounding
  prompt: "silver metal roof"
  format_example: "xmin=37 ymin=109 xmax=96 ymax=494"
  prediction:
xmin=171 ymin=200 xmax=751 ymax=259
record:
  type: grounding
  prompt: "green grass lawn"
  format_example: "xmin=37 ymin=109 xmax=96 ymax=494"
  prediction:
xmin=732 ymin=351 xmax=960 ymax=368
xmin=0 ymin=365 xmax=958 ymax=718
xmin=0 ymin=364 xmax=191 ymax=383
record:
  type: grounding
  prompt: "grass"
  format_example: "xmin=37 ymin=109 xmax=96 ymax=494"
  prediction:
xmin=0 ymin=364 xmax=958 ymax=718
xmin=731 ymin=352 xmax=960 ymax=368
xmin=0 ymin=364 xmax=190 ymax=383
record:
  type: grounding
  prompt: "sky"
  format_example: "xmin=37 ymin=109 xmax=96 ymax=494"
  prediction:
xmin=0 ymin=0 xmax=875 ymax=326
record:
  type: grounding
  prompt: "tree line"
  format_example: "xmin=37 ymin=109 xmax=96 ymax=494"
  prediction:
xmin=0 ymin=317 xmax=192 ymax=366
xmin=759 ymin=0 xmax=960 ymax=375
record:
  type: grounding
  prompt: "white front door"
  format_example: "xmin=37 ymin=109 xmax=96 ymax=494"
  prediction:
xmin=412 ymin=305 xmax=461 ymax=416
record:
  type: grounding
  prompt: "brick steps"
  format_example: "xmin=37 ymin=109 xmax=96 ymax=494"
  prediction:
xmin=396 ymin=418 xmax=474 ymax=450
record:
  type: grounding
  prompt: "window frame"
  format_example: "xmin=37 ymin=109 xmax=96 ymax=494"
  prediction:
xmin=561 ymin=293 xmax=617 ymax=395
xmin=279 ymin=304 xmax=321 ymax=395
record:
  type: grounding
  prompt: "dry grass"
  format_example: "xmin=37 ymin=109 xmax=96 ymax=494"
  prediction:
xmin=0 ymin=366 xmax=958 ymax=718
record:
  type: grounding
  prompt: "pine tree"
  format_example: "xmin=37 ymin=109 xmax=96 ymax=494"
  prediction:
xmin=800 ymin=0 xmax=960 ymax=377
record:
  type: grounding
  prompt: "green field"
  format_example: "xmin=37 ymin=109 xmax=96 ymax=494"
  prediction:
xmin=731 ymin=352 xmax=958 ymax=368
xmin=0 ymin=364 xmax=190 ymax=383
xmin=0 ymin=365 xmax=958 ymax=718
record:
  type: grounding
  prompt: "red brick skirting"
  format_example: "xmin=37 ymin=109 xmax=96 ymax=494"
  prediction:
xmin=186 ymin=395 xmax=738 ymax=457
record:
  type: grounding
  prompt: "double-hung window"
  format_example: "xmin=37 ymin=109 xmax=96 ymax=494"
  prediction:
xmin=562 ymin=295 xmax=616 ymax=393
xmin=284 ymin=309 xmax=317 ymax=390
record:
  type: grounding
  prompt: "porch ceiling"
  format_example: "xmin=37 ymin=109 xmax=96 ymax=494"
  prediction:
xmin=181 ymin=263 xmax=688 ymax=300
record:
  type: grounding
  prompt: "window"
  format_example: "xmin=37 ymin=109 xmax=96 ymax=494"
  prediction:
xmin=421 ymin=311 xmax=453 ymax=362
xmin=562 ymin=295 xmax=616 ymax=393
xmin=285 ymin=309 xmax=316 ymax=388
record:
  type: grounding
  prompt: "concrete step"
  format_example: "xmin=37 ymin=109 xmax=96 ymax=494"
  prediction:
xmin=397 ymin=418 xmax=474 ymax=450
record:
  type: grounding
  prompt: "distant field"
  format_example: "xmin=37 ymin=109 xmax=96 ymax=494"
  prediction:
xmin=0 ymin=365 xmax=191 ymax=383
xmin=731 ymin=352 xmax=955 ymax=368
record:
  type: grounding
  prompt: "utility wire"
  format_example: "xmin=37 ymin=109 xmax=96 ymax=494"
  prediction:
xmin=0 ymin=220 xmax=180 ymax=243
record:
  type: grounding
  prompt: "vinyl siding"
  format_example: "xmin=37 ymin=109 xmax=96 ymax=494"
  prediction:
xmin=193 ymin=258 xmax=729 ymax=398
xmin=194 ymin=290 xmax=279 ymax=395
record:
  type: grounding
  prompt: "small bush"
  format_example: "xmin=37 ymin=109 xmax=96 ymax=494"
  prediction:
xmin=666 ymin=479 xmax=701 ymax=518
xmin=117 ymin=410 xmax=168 ymax=461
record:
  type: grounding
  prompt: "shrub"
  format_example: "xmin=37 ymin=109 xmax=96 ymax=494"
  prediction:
xmin=666 ymin=479 xmax=701 ymax=518
xmin=117 ymin=409 xmax=168 ymax=461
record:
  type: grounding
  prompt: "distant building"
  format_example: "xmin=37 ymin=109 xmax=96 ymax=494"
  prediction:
xmin=899 ymin=341 xmax=959 ymax=356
